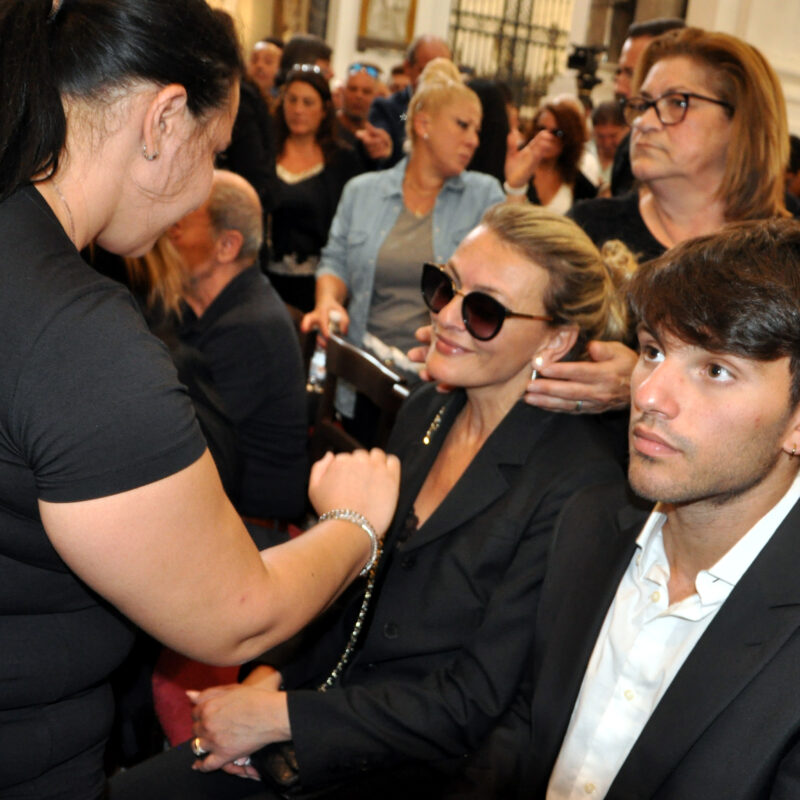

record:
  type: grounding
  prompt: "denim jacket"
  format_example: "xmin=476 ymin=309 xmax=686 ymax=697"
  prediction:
xmin=317 ymin=158 xmax=505 ymax=346
xmin=317 ymin=158 xmax=505 ymax=414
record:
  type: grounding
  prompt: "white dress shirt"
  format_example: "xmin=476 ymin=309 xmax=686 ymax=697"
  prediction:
xmin=547 ymin=472 xmax=800 ymax=799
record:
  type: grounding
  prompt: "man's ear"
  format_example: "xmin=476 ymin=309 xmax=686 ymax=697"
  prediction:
xmin=534 ymin=324 xmax=579 ymax=367
xmin=141 ymin=84 xmax=189 ymax=158
xmin=214 ymin=229 xmax=244 ymax=264
xmin=781 ymin=398 xmax=800 ymax=458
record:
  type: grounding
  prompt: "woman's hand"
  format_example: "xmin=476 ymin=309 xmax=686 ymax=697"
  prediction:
xmin=504 ymin=129 xmax=563 ymax=190
xmin=242 ymin=664 xmax=283 ymax=689
xmin=300 ymin=300 xmax=349 ymax=338
xmin=355 ymin=122 xmax=393 ymax=161
xmin=309 ymin=449 xmax=401 ymax=540
xmin=188 ymin=684 xmax=289 ymax=775
xmin=524 ymin=340 xmax=637 ymax=413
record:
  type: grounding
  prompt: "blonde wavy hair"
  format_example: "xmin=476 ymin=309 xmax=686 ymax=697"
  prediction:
xmin=405 ymin=58 xmax=480 ymax=150
xmin=480 ymin=204 xmax=636 ymax=360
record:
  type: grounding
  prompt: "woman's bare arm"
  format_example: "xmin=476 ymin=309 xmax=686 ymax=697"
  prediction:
xmin=40 ymin=448 xmax=400 ymax=666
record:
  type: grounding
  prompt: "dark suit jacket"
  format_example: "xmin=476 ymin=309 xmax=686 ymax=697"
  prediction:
xmin=368 ymin=85 xmax=412 ymax=168
xmin=252 ymin=384 xmax=622 ymax=793
xmin=520 ymin=481 xmax=800 ymax=799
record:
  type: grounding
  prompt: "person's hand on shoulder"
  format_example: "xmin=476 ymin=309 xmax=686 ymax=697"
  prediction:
xmin=524 ymin=340 xmax=637 ymax=414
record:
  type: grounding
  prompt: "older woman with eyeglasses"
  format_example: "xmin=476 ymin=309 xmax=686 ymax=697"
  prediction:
xmin=109 ymin=205 xmax=631 ymax=800
xmin=522 ymin=26 xmax=792 ymax=418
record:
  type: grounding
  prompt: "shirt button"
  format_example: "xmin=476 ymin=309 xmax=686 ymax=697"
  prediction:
xmin=400 ymin=555 xmax=416 ymax=570
xmin=624 ymin=689 xmax=635 ymax=701
xmin=383 ymin=622 xmax=399 ymax=639
xmin=651 ymin=590 xmax=660 ymax=603
xmin=584 ymin=782 xmax=596 ymax=794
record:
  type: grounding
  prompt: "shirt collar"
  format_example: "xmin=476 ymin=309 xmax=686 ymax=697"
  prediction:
xmin=634 ymin=470 xmax=800 ymax=601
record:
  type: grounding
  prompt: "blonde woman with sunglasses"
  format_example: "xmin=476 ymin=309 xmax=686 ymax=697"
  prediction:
xmin=112 ymin=205 xmax=631 ymax=800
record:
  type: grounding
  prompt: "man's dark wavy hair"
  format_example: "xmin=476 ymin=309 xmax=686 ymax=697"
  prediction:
xmin=629 ymin=218 xmax=800 ymax=406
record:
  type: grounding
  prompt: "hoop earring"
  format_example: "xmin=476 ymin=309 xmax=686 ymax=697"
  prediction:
xmin=142 ymin=145 xmax=159 ymax=162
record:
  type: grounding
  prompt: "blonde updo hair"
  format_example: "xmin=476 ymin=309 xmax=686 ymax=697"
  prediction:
xmin=405 ymin=58 xmax=481 ymax=149
xmin=479 ymin=204 xmax=635 ymax=360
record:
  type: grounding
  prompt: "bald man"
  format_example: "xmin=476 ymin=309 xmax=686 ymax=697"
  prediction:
xmin=167 ymin=170 xmax=309 ymax=526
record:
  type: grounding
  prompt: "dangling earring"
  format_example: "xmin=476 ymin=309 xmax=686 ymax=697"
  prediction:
xmin=792 ymin=445 xmax=797 ymax=458
xmin=530 ymin=355 xmax=544 ymax=381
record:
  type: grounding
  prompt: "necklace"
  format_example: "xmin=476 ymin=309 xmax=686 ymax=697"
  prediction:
xmin=51 ymin=180 xmax=76 ymax=244
xmin=422 ymin=403 xmax=447 ymax=445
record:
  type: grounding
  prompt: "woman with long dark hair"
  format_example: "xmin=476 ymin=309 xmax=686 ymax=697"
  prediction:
xmin=267 ymin=65 xmax=363 ymax=311
xmin=0 ymin=3 xmax=398 ymax=797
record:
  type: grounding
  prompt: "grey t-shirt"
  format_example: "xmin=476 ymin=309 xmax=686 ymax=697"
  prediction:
xmin=366 ymin=205 xmax=434 ymax=355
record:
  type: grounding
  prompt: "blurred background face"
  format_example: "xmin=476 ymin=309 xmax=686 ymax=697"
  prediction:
xmin=421 ymin=98 xmax=481 ymax=176
xmin=615 ymin=35 xmax=652 ymax=100
xmin=283 ymin=80 xmax=326 ymax=137
xmin=343 ymin=69 xmax=377 ymax=121
xmin=248 ymin=42 xmax=281 ymax=95
xmin=594 ymin=122 xmax=627 ymax=161
xmin=389 ymin=70 xmax=411 ymax=94
xmin=408 ymin=39 xmax=452 ymax=86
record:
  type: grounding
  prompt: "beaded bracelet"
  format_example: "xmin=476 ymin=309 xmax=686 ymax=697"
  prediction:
xmin=319 ymin=508 xmax=380 ymax=576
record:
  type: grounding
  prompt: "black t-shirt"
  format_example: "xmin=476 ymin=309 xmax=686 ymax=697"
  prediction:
xmin=568 ymin=190 xmax=666 ymax=263
xmin=0 ymin=186 xmax=205 ymax=797
xmin=177 ymin=267 xmax=309 ymax=520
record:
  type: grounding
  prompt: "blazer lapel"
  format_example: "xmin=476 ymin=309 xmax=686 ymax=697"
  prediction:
xmin=401 ymin=402 xmax=555 ymax=553
xmin=530 ymin=495 xmax=648 ymax=785
xmin=610 ymin=499 xmax=800 ymax=798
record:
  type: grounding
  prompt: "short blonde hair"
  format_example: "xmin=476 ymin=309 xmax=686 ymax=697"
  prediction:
xmin=635 ymin=27 xmax=788 ymax=221
xmin=479 ymin=204 xmax=635 ymax=360
xmin=405 ymin=58 xmax=480 ymax=148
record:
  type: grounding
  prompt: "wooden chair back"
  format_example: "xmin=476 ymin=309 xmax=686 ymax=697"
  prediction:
xmin=310 ymin=334 xmax=409 ymax=461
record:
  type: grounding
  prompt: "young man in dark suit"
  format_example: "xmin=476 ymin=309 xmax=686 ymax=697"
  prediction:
xmin=519 ymin=218 xmax=800 ymax=798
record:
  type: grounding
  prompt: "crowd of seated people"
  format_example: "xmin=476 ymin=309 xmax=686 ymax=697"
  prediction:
xmin=7 ymin=1 xmax=800 ymax=797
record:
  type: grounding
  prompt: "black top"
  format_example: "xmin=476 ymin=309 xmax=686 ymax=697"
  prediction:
xmin=0 ymin=186 xmax=205 ymax=797
xmin=176 ymin=267 xmax=309 ymax=520
xmin=569 ymin=190 xmax=666 ymax=263
xmin=217 ymin=80 xmax=279 ymax=216
xmin=526 ymin=170 xmax=598 ymax=209
xmin=270 ymin=146 xmax=363 ymax=264
xmin=610 ymin=131 xmax=635 ymax=197
xmin=367 ymin=85 xmax=413 ymax=168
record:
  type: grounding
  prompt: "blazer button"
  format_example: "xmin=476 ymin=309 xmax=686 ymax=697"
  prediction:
xmin=383 ymin=621 xmax=399 ymax=639
xmin=400 ymin=555 xmax=416 ymax=569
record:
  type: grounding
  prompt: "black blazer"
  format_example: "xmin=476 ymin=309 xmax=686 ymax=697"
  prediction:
xmin=258 ymin=384 xmax=622 ymax=792
xmin=520 ymin=481 xmax=800 ymax=799
xmin=368 ymin=85 xmax=412 ymax=168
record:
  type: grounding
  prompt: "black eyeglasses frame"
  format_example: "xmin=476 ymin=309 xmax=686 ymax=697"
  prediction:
xmin=623 ymin=91 xmax=734 ymax=126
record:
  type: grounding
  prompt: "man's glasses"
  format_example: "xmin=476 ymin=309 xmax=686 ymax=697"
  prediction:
xmin=348 ymin=63 xmax=380 ymax=79
xmin=623 ymin=91 xmax=734 ymax=126
xmin=421 ymin=262 xmax=553 ymax=341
